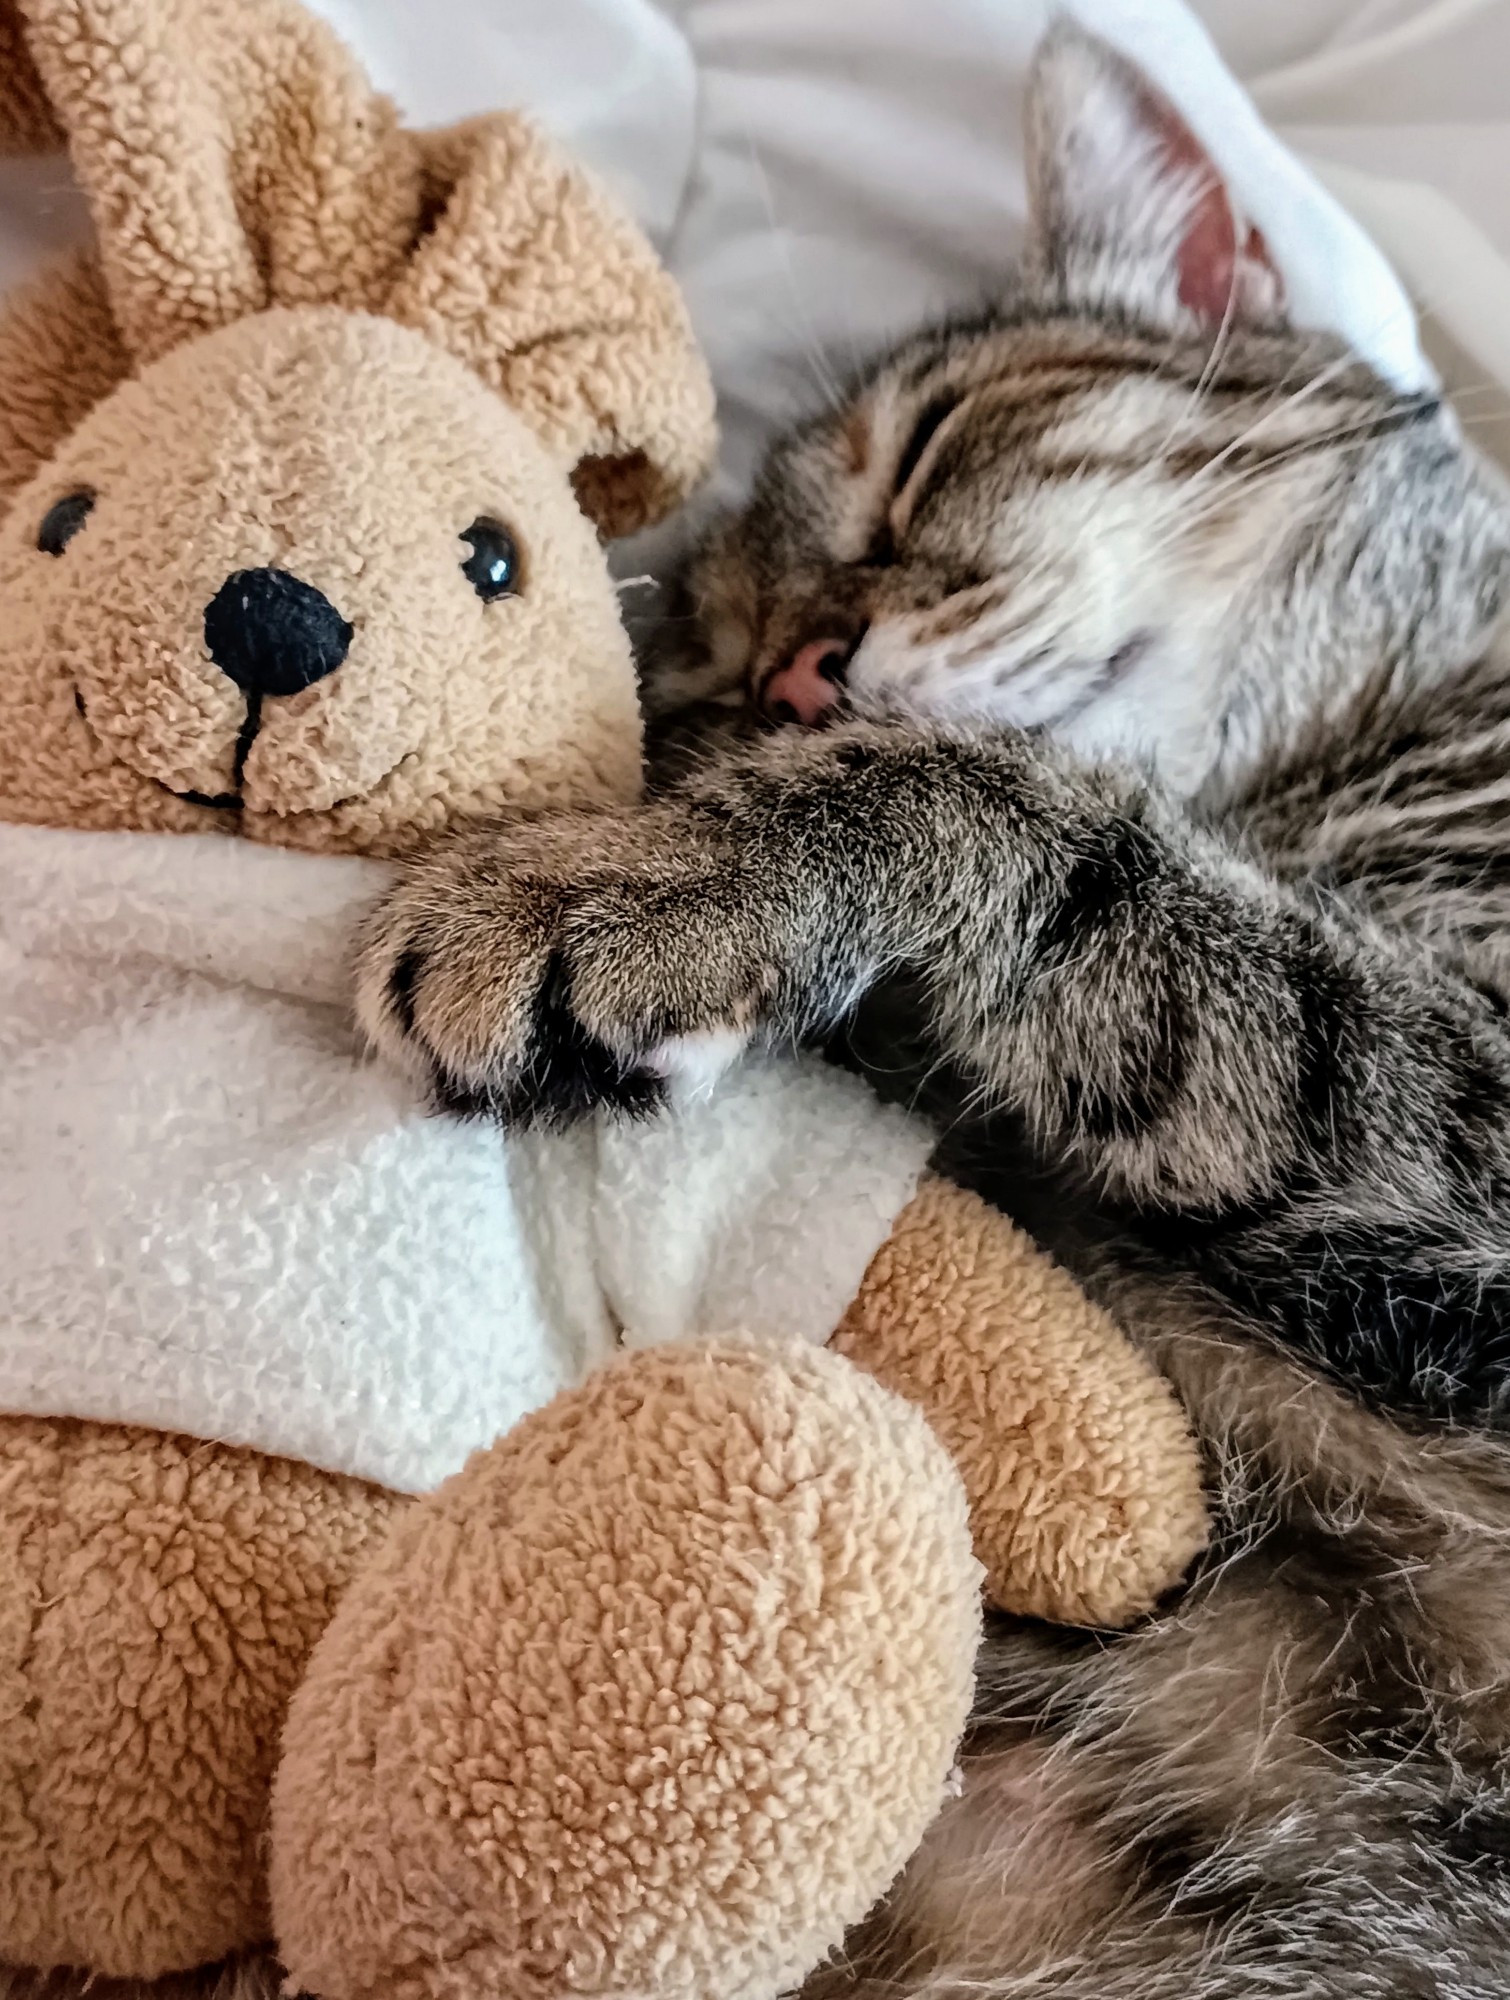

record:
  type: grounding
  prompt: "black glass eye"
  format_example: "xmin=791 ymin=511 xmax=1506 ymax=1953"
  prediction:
xmin=459 ymin=517 xmax=520 ymax=602
xmin=38 ymin=490 xmax=96 ymax=557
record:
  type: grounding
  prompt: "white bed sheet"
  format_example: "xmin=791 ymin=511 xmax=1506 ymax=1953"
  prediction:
xmin=2 ymin=0 xmax=1507 ymax=511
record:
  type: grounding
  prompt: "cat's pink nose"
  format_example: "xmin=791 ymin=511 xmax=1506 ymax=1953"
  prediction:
xmin=761 ymin=639 xmax=850 ymax=725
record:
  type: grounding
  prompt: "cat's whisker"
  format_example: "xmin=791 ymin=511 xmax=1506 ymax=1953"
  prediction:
xmin=1183 ymin=354 xmax=1382 ymax=483
xmin=1174 ymin=406 xmax=1445 ymax=523
xmin=1119 ymin=399 xmax=1448 ymax=578
xmin=1157 ymin=288 xmax=1243 ymax=458
xmin=1023 ymin=376 xmax=1383 ymax=575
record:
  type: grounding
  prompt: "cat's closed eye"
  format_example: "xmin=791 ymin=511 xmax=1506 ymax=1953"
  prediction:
xmin=893 ymin=394 xmax=962 ymax=497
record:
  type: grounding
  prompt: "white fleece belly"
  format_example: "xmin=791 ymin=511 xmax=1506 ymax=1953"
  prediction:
xmin=0 ymin=825 xmax=933 ymax=1492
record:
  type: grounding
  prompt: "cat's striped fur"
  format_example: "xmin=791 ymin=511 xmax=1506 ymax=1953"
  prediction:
xmin=358 ymin=25 xmax=1510 ymax=1997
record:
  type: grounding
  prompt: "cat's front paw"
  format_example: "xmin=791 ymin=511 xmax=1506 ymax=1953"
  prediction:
xmin=355 ymin=810 xmax=786 ymax=1126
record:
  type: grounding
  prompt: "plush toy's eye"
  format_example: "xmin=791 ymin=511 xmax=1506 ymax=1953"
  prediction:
xmin=459 ymin=518 xmax=520 ymax=602
xmin=37 ymin=490 xmax=96 ymax=557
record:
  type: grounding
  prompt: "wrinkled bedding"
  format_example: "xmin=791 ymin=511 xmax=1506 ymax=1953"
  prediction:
xmin=5 ymin=0 xmax=1505 ymax=531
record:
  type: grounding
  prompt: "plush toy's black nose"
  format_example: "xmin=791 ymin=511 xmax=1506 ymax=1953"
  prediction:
xmin=203 ymin=567 xmax=352 ymax=697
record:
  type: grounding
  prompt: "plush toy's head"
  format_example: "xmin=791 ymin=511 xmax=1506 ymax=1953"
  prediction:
xmin=0 ymin=0 xmax=717 ymax=854
xmin=1 ymin=306 xmax=655 ymax=852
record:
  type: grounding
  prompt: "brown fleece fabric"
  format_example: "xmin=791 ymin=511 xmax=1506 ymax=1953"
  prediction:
xmin=270 ymin=1342 xmax=981 ymax=2000
xmin=0 ymin=1419 xmax=397 ymax=1975
xmin=836 ymin=1176 xmax=1209 ymax=1627
xmin=0 ymin=0 xmax=1206 ymax=1987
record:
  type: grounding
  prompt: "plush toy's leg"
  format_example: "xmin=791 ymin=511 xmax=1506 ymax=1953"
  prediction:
xmin=270 ymin=1340 xmax=982 ymax=2000
xmin=0 ymin=1415 xmax=398 ymax=1978
xmin=833 ymin=1174 xmax=1209 ymax=1628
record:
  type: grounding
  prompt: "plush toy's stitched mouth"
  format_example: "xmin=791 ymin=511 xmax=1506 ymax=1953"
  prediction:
xmin=74 ymin=683 xmax=400 ymax=818
xmin=162 ymin=760 xmax=404 ymax=818
xmin=171 ymin=784 xmax=244 ymax=811
xmin=170 ymin=691 xmax=265 ymax=809
xmin=74 ymin=685 xmax=244 ymax=811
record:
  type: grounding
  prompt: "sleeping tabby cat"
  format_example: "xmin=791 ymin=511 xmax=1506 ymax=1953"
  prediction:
xmin=360 ymin=24 xmax=1510 ymax=1998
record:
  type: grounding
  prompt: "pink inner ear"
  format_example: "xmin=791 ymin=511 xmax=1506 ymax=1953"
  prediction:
xmin=1146 ymin=90 xmax=1283 ymax=325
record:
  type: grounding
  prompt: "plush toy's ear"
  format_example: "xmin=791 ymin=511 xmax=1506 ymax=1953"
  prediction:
xmin=0 ymin=0 xmax=59 ymax=152
xmin=12 ymin=0 xmax=714 ymax=536
xmin=1026 ymin=21 xmax=1283 ymax=333
xmin=390 ymin=118 xmax=716 ymax=538
xmin=15 ymin=0 xmax=425 ymax=364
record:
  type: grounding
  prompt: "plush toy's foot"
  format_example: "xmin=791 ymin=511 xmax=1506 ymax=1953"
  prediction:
xmin=0 ymin=1416 xmax=398 ymax=1978
xmin=834 ymin=1175 xmax=1209 ymax=1628
xmin=270 ymin=1340 xmax=982 ymax=2000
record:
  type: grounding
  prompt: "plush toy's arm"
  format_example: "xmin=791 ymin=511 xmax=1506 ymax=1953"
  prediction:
xmin=833 ymin=1173 xmax=1209 ymax=1628
xmin=0 ymin=249 xmax=128 ymax=515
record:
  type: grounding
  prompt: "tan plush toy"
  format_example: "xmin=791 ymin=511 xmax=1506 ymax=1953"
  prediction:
xmin=0 ymin=3 xmax=1208 ymax=1996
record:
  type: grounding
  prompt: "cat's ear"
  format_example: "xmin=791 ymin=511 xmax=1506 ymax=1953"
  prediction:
xmin=1025 ymin=21 xmax=1283 ymax=331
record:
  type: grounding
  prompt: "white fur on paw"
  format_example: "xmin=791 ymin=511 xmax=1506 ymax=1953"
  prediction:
xmin=644 ymin=1026 xmax=751 ymax=1103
